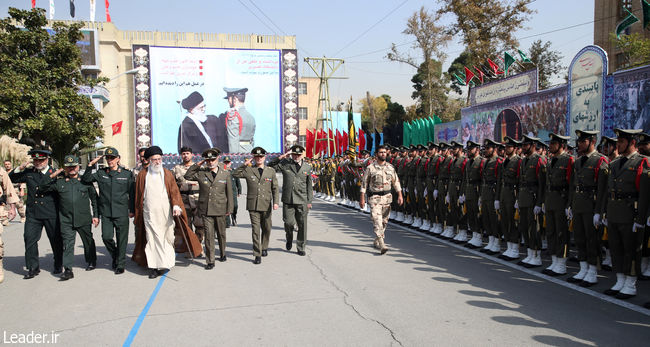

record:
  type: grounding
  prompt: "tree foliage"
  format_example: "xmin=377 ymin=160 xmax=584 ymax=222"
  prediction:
xmin=381 ymin=95 xmax=407 ymax=126
xmin=438 ymin=0 xmax=535 ymax=74
xmin=358 ymin=94 xmax=388 ymax=132
xmin=0 ymin=8 xmax=104 ymax=166
xmin=527 ymin=39 xmax=564 ymax=89
xmin=611 ymin=32 xmax=650 ymax=70
xmin=411 ymin=59 xmax=450 ymax=117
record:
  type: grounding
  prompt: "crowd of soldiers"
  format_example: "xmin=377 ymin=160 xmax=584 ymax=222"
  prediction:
xmin=310 ymin=128 xmax=650 ymax=309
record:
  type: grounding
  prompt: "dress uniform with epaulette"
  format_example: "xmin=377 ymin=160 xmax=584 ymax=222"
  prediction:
xmin=40 ymin=155 xmax=98 ymax=280
xmin=478 ymin=139 xmax=503 ymax=253
xmin=461 ymin=141 xmax=484 ymax=248
xmin=223 ymin=156 xmax=242 ymax=227
xmin=517 ymin=135 xmax=546 ymax=268
xmin=268 ymin=145 xmax=313 ymax=256
xmin=567 ymin=130 xmax=609 ymax=286
xmin=81 ymin=147 xmax=135 ymax=274
xmin=540 ymin=133 xmax=574 ymax=276
xmin=232 ymin=147 xmax=279 ymax=264
xmin=172 ymin=148 xmax=204 ymax=242
xmin=602 ymin=129 xmax=650 ymax=299
xmin=9 ymin=149 xmax=63 ymax=279
xmin=435 ymin=143 xmax=453 ymax=236
xmin=447 ymin=141 xmax=468 ymax=242
xmin=415 ymin=145 xmax=429 ymax=229
xmin=184 ymin=148 xmax=234 ymax=268
xmin=496 ymin=137 xmax=522 ymax=260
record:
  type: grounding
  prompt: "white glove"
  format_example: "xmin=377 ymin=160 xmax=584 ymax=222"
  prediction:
xmin=565 ymin=208 xmax=573 ymax=220
xmin=459 ymin=195 xmax=466 ymax=204
xmin=478 ymin=197 xmax=482 ymax=208
xmin=593 ymin=213 xmax=601 ymax=228
xmin=542 ymin=205 xmax=546 ymax=213
xmin=602 ymin=218 xmax=608 ymax=227
xmin=433 ymin=190 xmax=438 ymax=199
xmin=633 ymin=222 xmax=644 ymax=233
xmin=423 ymin=188 xmax=427 ymax=196
xmin=514 ymin=200 xmax=519 ymax=210
xmin=445 ymin=194 xmax=450 ymax=204
xmin=414 ymin=188 xmax=418 ymax=195
xmin=494 ymin=200 xmax=500 ymax=210
xmin=533 ymin=205 xmax=542 ymax=215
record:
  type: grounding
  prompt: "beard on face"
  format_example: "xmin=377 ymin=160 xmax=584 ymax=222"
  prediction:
xmin=149 ymin=162 xmax=162 ymax=173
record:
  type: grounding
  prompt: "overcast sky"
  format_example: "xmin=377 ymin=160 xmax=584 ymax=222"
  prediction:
xmin=3 ymin=0 xmax=595 ymax=108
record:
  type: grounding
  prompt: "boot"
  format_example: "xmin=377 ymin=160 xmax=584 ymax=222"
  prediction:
xmin=60 ymin=268 xmax=74 ymax=281
xmin=519 ymin=249 xmax=533 ymax=265
xmin=580 ymin=264 xmax=598 ymax=287
xmin=467 ymin=232 xmax=483 ymax=248
xmin=550 ymin=257 xmax=567 ymax=276
xmin=568 ymin=261 xmax=588 ymax=283
xmin=455 ymin=230 xmax=468 ymax=243
xmin=543 ymin=255 xmax=558 ymax=275
xmin=488 ymin=237 xmax=501 ymax=254
xmin=389 ymin=211 xmax=396 ymax=220
xmin=482 ymin=236 xmax=494 ymax=252
xmin=432 ymin=223 xmax=442 ymax=235
xmin=616 ymin=276 xmax=637 ymax=299
xmin=373 ymin=237 xmax=380 ymax=249
xmin=499 ymin=242 xmax=511 ymax=259
xmin=509 ymin=243 xmax=520 ymax=260
xmin=412 ymin=217 xmax=422 ymax=228
xmin=396 ymin=212 xmax=404 ymax=222
xmin=378 ymin=237 xmax=388 ymax=255
xmin=604 ymin=273 xmax=625 ymax=296
xmin=527 ymin=250 xmax=542 ymax=267
xmin=404 ymin=215 xmax=413 ymax=225
xmin=601 ymin=249 xmax=612 ymax=271
xmin=641 ymin=257 xmax=649 ymax=274
xmin=420 ymin=220 xmax=430 ymax=231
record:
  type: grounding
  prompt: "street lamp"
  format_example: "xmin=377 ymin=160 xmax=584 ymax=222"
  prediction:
xmin=107 ymin=68 xmax=139 ymax=81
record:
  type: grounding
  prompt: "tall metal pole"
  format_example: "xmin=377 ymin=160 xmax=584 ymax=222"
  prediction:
xmin=304 ymin=57 xmax=346 ymax=157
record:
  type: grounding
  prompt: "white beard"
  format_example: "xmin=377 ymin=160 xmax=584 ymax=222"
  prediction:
xmin=190 ymin=110 xmax=207 ymax=122
xmin=149 ymin=163 xmax=162 ymax=173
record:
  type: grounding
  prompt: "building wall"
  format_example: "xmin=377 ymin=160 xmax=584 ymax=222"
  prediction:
xmin=297 ymin=77 xmax=321 ymax=147
xmin=594 ymin=0 xmax=650 ymax=73
xmin=52 ymin=20 xmax=295 ymax=167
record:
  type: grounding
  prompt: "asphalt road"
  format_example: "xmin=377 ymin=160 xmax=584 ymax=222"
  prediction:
xmin=1 ymin=188 xmax=649 ymax=346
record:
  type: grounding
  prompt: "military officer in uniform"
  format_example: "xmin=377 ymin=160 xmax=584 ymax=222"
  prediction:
xmin=172 ymin=146 xmax=204 ymax=243
xmin=232 ymin=147 xmax=279 ymax=264
xmin=567 ymin=130 xmax=609 ymax=286
xmin=462 ymin=141 xmax=484 ymax=248
xmin=448 ymin=141 xmax=468 ymax=242
xmin=478 ymin=139 xmax=503 ymax=253
xmin=360 ymin=145 xmax=403 ymax=254
xmin=10 ymin=149 xmax=63 ymax=278
xmin=0 ymin=167 xmax=18 ymax=283
xmin=41 ymin=155 xmax=99 ymax=280
xmin=223 ymin=156 xmax=241 ymax=227
xmin=82 ymin=147 xmax=135 ymax=274
xmin=221 ymin=88 xmax=256 ymax=153
xmin=435 ymin=143 xmax=453 ymax=236
xmin=496 ymin=137 xmax=522 ymax=260
xmin=600 ymin=135 xmax=618 ymax=270
xmin=602 ymin=129 xmax=649 ymax=299
xmin=517 ymin=135 xmax=546 ymax=268
xmin=185 ymin=148 xmax=233 ymax=268
xmin=268 ymin=145 xmax=313 ymax=256
xmin=541 ymin=133 xmax=574 ymax=276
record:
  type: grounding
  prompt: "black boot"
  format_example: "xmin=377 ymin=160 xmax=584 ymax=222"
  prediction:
xmin=60 ymin=268 xmax=74 ymax=281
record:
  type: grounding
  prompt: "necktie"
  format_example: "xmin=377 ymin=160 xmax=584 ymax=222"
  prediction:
xmin=258 ymin=167 xmax=264 ymax=176
xmin=211 ymin=171 xmax=217 ymax=179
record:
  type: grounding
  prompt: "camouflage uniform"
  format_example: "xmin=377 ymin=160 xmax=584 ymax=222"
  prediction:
xmin=361 ymin=161 xmax=401 ymax=253
xmin=172 ymin=162 xmax=204 ymax=242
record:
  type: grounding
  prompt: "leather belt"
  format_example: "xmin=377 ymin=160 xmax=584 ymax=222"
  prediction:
xmin=549 ymin=185 xmax=568 ymax=192
xmin=610 ymin=192 xmax=637 ymax=200
xmin=368 ymin=191 xmax=391 ymax=197
xmin=520 ymin=182 xmax=538 ymax=188
xmin=575 ymin=185 xmax=596 ymax=193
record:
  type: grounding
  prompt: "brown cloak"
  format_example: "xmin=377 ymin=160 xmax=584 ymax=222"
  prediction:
xmin=132 ymin=167 xmax=203 ymax=267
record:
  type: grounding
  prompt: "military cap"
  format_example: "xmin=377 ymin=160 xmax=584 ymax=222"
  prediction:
xmin=223 ymin=87 xmax=248 ymax=99
xmin=450 ymin=141 xmax=463 ymax=148
xmin=428 ymin=142 xmax=438 ymax=149
xmin=567 ymin=144 xmax=575 ymax=151
xmin=202 ymin=147 xmax=221 ymax=159
xmin=548 ymin=133 xmax=570 ymax=144
xmin=222 ymin=156 xmax=232 ymax=162
xmin=290 ymin=145 xmax=305 ymax=155
xmin=408 ymin=145 xmax=417 ymax=151
xmin=361 ymin=149 xmax=370 ymax=155
xmin=503 ymin=136 xmax=520 ymax=147
xmin=377 ymin=144 xmax=389 ymax=151
xmin=399 ymin=146 xmax=408 ymax=152
xmin=638 ymin=133 xmax=650 ymax=145
xmin=521 ymin=135 xmax=539 ymax=144
xmin=63 ymin=155 xmax=80 ymax=167
xmin=104 ymin=147 xmax=119 ymax=157
xmin=181 ymin=91 xmax=204 ymax=111
xmin=251 ymin=146 xmax=267 ymax=157
xmin=426 ymin=141 xmax=434 ymax=147
xmin=600 ymin=136 xmax=617 ymax=146
xmin=483 ymin=138 xmax=500 ymax=148
xmin=536 ymin=139 xmax=548 ymax=149
xmin=144 ymin=146 xmax=163 ymax=159
xmin=575 ymin=129 xmax=599 ymax=141
xmin=614 ymin=128 xmax=643 ymax=140
xmin=28 ymin=149 xmax=51 ymax=159
xmin=466 ymin=140 xmax=480 ymax=149
xmin=416 ymin=144 xmax=426 ymax=151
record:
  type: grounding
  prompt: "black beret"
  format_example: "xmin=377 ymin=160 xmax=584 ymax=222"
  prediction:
xmin=181 ymin=91 xmax=204 ymax=111
xmin=144 ymin=146 xmax=163 ymax=159
xmin=179 ymin=146 xmax=193 ymax=154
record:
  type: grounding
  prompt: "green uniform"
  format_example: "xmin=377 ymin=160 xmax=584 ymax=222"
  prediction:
xmin=569 ymin=151 xmax=609 ymax=265
xmin=497 ymin=154 xmax=521 ymax=244
xmin=184 ymin=164 xmax=233 ymax=264
xmin=406 ymin=157 xmax=418 ymax=217
xmin=481 ymin=156 xmax=503 ymax=240
xmin=541 ymin=152 xmax=574 ymax=258
xmin=268 ymin=157 xmax=313 ymax=252
xmin=426 ymin=155 xmax=440 ymax=226
xmin=40 ymin=176 xmax=98 ymax=270
xmin=10 ymin=166 xmax=63 ymax=272
xmin=437 ymin=156 xmax=452 ymax=228
xmin=416 ymin=156 xmax=428 ymax=220
xmin=232 ymin=165 xmax=279 ymax=257
xmin=463 ymin=155 xmax=484 ymax=234
xmin=227 ymin=172 xmax=241 ymax=227
xmin=448 ymin=155 xmax=468 ymax=230
xmin=518 ymin=153 xmax=546 ymax=251
xmin=81 ymin=165 xmax=135 ymax=269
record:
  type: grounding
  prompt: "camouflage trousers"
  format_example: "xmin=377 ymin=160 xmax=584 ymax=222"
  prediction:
xmin=369 ymin=194 xmax=392 ymax=239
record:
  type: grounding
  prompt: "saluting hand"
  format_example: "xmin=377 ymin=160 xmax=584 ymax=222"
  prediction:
xmin=244 ymin=157 xmax=253 ymax=166
xmin=89 ymin=155 xmax=104 ymax=166
xmin=50 ymin=168 xmax=64 ymax=179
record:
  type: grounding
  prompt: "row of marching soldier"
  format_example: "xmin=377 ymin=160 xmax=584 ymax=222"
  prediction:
xmin=310 ymin=128 xmax=650 ymax=309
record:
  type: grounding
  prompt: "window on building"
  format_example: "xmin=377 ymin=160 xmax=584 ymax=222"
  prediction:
xmin=298 ymin=107 xmax=308 ymax=120
xmin=299 ymin=135 xmax=306 ymax=148
xmin=298 ymin=82 xmax=307 ymax=95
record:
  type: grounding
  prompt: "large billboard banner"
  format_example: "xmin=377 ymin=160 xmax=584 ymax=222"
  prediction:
xmin=138 ymin=46 xmax=284 ymax=155
xmin=605 ymin=65 xmax=650 ymax=137
xmin=567 ymin=45 xmax=607 ymax=142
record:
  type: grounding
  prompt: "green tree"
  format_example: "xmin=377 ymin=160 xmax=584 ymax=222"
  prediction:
xmin=611 ymin=32 xmax=650 ymax=70
xmin=387 ymin=6 xmax=452 ymax=117
xmin=447 ymin=51 xmax=472 ymax=95
xmin=381 ymin=94 xmax=407 ymax=126
xmin=438 ymin=0 xmax=535 ymax=76
xmin=411 ymin=59 xmax=449 ymax=117
xmin=0 ymin=8 xmax=105 ymax=166
xmin=358 ymin=93 xmax=388 ymax=132
xmin=527 ymin=40 xmax=564 ymax=89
